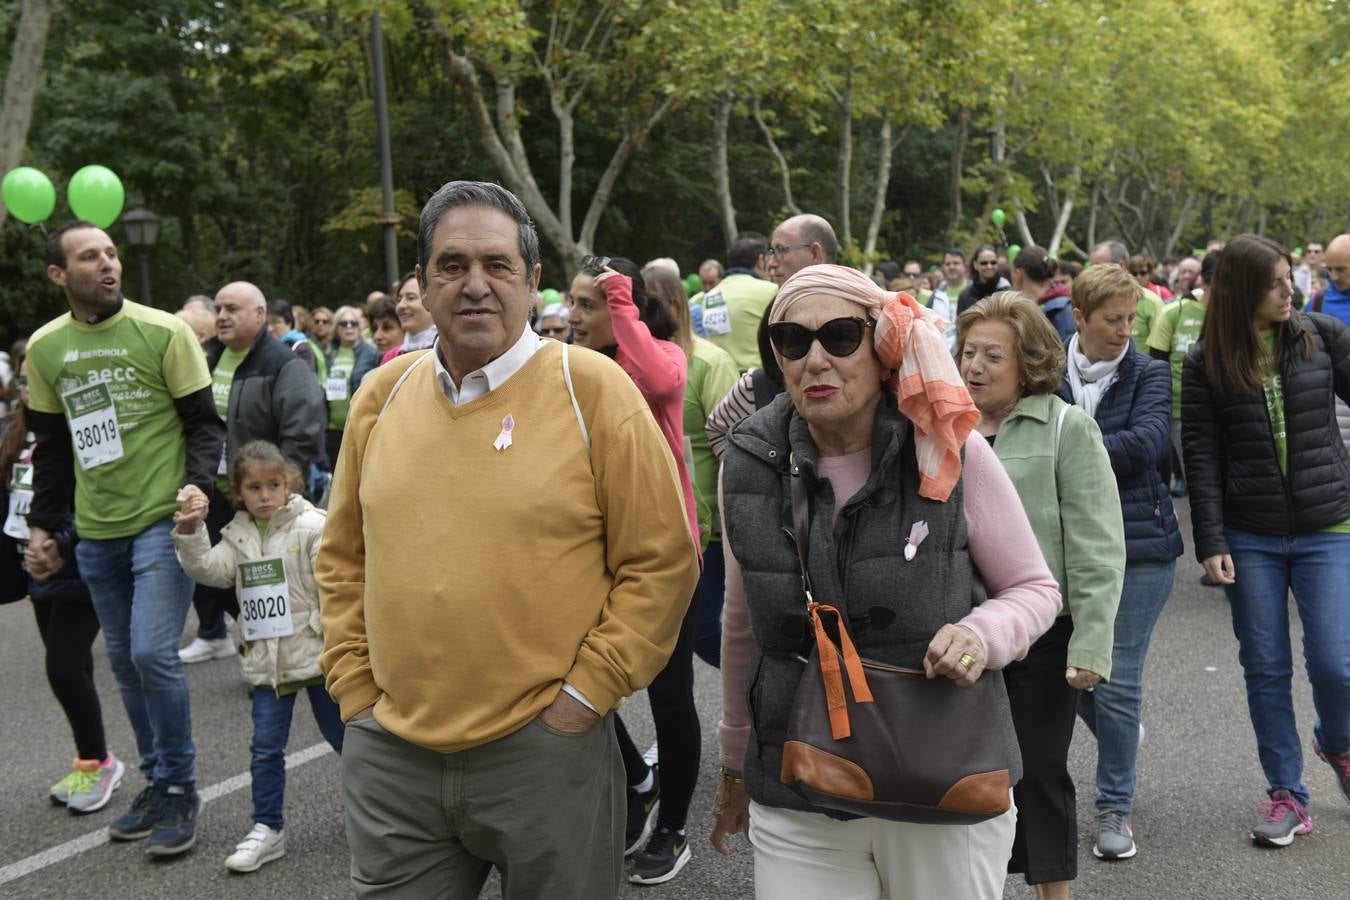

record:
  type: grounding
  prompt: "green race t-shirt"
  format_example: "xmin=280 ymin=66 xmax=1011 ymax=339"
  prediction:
xmin=684 ymin=337 xmax=739 ymax=543
xmin=211 ymin=346 xmax=248 ymax=418
xmin=327 ymin=346 xmax=355 ymax=431
xmin=26 ymin=300 xmax=213 ymax=539
xmin=1148 ymin=298 xmax=1206 ymax=417
xmin=1132 ymin=288 xmax=1166 ymax=354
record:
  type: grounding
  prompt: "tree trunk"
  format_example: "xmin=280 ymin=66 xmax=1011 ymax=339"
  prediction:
xmin=1015 ymin=210 xmax=1035 ymax=248
xmin=712 ymin=91 xmax=737 ymax=249
xmin=752 ymin=97 xmax=800 ymax=216
xmin=1048 ymin=198 xmax=1074 ymax=258
xmin=862 ymin=117 xmax=894 ymax=275
xmin=577 ymin=95 xmax=673 ymax=259
xmin=1162 ymin=192 xmax=1197 ymax=259
xmin=945 ymin=109 xmax=968 ymax=245
xmin=836 ymin=70 xmax=853 ymax=248
xmin=0 ymin=0 xmax=57 ymax=229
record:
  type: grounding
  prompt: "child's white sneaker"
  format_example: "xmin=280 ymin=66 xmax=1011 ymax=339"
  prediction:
xmin=224 ymin=823 xmax=285 ymax=873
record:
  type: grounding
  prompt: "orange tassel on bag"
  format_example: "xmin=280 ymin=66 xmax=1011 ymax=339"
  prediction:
xmin=808 ymin=602 xmax=874 ymax=739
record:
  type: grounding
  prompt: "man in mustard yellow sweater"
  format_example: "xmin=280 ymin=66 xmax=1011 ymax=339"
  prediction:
xmin=317 ymin=182 xmax=700 ymax=899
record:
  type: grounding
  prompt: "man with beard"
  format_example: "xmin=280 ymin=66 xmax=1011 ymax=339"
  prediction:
xmin=25 ymin=221 xmax=224 ymax=857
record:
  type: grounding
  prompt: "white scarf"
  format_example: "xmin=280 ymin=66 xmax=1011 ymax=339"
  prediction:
xmin=402 ymin=324 xmax=438 ymax=352
xmin=1067 ymin=333 xmax=1128 ymax=418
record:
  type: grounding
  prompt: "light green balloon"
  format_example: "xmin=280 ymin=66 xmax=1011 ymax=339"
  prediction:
xmin=685 ymin=274 xmax=702 ymax=296
xmin=1007 ymin=243 xmax=1022 ymax=261
xmin=1 ymin=167 xmax=56 ymax=224
xmin=541 ymin=288 xmax=561 ymax=303
xmin=67 ymin=165 xmax=125 ymax=228
xmin=991 ymin=208 xmax=1007 ymax=227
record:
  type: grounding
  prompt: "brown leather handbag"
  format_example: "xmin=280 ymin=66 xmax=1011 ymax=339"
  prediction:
xmin=779 ymin=454 xmax=1014 ymax=825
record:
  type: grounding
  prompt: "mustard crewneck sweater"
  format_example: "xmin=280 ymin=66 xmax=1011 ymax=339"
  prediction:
xmin=318 ymin=343 xmax=700 ymax=752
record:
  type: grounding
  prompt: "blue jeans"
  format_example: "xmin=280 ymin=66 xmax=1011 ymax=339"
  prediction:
xmin=1222 ymin=527 xmax=1350 ymax=805
xmin=1078 ymin=559 xmax=1176 ymax=812
xmin=251 ymin=684 xmax=345 ymax=829
xmin=75 ymin=518 xmax=197 ymax=786
xmin=693 ymin=540 xmax=726 ymax=668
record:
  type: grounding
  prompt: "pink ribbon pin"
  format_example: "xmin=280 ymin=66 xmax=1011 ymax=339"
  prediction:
xmin=904 ymin=521 xmax=929 ymax=561
xmin=493 ymin=414 xmax=515 ymax=451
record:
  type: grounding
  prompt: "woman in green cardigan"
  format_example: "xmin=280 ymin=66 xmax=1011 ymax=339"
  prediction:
xmin=957 ymin=292 xmax=1126 ymax=900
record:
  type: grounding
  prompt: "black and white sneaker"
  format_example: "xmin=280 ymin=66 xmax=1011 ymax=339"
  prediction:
xmin=624 ymin=766 xmax=660 ymax=856
xmin=628 ymin=826 xmax=690 ymax=885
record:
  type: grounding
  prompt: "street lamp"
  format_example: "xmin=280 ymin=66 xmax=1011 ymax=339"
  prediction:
xmin=120 ymin=207 xmax=161 ymax=305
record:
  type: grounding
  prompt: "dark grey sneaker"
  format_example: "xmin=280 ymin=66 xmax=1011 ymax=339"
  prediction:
xmin=628 ymin=826 xmax=691 ymax=885
xmin=108 ymin=785 xmax=165 ymax=841
xmin=1092 ymin=809 xmax=1137 ymax=860
xmin=624 ymin=766 xmax=660 ymax=857
xmin=1251 ymin=790 xmax=1312 ymax=847
xmin=145 ymin=785 xmax=201 ymax=857
xmin=1313 ymin=737 xmax=1350 ymax=805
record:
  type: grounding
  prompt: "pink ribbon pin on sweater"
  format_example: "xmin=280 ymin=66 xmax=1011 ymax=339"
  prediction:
xmin=493 ymin=414 xmax=514 ymax=451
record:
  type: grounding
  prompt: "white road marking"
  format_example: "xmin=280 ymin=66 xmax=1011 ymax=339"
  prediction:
xmin=0 ymin=742 xmax=334 ymax=887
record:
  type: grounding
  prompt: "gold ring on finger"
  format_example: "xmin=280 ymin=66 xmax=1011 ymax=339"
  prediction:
xmin=958 ymin=653 xmax=975 ymax=669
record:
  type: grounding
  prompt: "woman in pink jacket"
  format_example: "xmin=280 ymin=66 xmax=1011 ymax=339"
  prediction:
xmin=569 ymin=255 xmax=702 ymax=885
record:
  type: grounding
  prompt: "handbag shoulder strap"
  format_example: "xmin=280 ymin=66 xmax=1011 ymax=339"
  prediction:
xmin=1054 ymin=399 xmax=1069 ymax=456
xmin=787 ymin=453 xmax=814 ymax=606
xmin=561 ymin=343 xmax=591 ymax=458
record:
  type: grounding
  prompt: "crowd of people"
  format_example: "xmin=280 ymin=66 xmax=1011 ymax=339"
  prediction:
xmin=1 ymin=181 xmax=1347 ymax=899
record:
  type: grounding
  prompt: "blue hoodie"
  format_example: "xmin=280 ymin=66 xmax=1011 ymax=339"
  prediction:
xmin=1318 ymin=281 xmax=1350 ymax=326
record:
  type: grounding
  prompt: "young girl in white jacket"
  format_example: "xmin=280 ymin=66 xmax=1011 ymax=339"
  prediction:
xmin=173 ymin=440 xmax=342 ymax=873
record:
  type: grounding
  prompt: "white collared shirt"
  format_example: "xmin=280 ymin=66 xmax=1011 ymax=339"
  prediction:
xmin=429 ymin=326 xmax=596 ymax=714
xmin=432 ymin=326 xmax=541 ymax=405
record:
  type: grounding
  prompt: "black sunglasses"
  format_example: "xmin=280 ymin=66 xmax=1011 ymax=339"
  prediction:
xmin=768 ymin=317 xmax=872 ymax=361
xmin=579 ymin=255 xmax=611 ymax=275
xmin=337 ymin=320 xmax=361 ymax=327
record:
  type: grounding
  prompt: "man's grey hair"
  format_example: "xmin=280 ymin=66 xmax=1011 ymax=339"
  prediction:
xmin=1093 ymin=240 xmax=1130 ymax=265
xmin=181 ymin=294 xmax=215 ymax=314
xmin=644 ymin=257 xmax=680 ymax=278
xmin=417 ymin=181 xmax=541 ymax=281
xmin=699 ymin=259 xmax=724 ymax=276
xmin=798 ymin=215 xmax=840 ymax=263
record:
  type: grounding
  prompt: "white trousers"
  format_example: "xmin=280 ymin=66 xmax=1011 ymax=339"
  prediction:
xmin=749 ymin=798 xmax=1016 ymax=900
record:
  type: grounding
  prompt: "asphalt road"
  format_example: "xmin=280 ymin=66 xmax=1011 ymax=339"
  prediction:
xmin=1 ymin=498 xmax=1346 ymax=899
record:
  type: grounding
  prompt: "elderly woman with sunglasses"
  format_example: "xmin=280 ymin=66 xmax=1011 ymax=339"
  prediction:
xmin=711 ymin=265 xmax=1061 ymax=899
xmin=957 ymin=292 xmax=1126 ymax=900
xmin=322 ymin=305 xmax=379 ymax=466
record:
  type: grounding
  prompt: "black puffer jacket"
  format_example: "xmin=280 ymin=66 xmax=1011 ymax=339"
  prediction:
xmin=1181 ymin=312 xmax=1350 ymax=561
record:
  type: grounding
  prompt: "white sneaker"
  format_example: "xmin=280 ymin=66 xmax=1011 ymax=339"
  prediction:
xmin=225 ymin=823 xmax=286 ymax=873
xmin=178 ymin=636 xmax=234 ymax=664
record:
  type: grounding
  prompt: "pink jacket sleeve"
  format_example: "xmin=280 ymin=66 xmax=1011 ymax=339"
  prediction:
xmin=603 ymin=274 xmax=686 ymax=404
xmin=717 ymin=469 xmax=755 ymax=771
xmin=957 ymin=431 xmax=1062 ymax=668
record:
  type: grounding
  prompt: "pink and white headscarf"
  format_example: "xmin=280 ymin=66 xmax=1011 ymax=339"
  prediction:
xmin=770 ymin=264 xmax=978 ymax=502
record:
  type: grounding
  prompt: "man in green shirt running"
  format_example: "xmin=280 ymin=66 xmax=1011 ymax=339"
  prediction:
xmin=26 ymin=221 xmax=224 ymax=858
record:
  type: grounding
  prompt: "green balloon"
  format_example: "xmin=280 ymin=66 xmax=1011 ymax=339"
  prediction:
xmin=1293 ymin=246 xmax=1305 ymax=256
xmin=67 ymin=165 xmax=125 ymax=228
xmin=1 ymin=167 xmax=56 ymax=224
xmin=685 ymin=274 xmax=701 ymax=296
xmin=1007 ymin=243 xmax=1022 ymax=261
xmin=991 ymin=208 xmax=1006 ymax=227
xmin=541 ymin=288 xmax=561 ymax=303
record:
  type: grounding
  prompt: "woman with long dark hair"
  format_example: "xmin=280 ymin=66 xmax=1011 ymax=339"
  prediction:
xmin=1182 ymin=234 xmax=1350 ymax=847
xmin=569 ymin=255 xmax=703 ymax=884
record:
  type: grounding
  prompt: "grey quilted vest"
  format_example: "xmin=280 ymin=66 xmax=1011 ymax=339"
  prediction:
xmin=722 ymin=393 xmax=1021 ymax=817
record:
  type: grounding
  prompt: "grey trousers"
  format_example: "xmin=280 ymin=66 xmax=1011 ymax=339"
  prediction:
xmin=342 ymin=713 xmax=624 ymax=900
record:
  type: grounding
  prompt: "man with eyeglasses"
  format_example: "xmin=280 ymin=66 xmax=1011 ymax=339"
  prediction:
xmin=696 ymin=231 xmax=780 ymax=372
xmin=1090 ymin=240 xmax=1165 ymax=353
xmin=309 ymin=307 xmax=335 ymax=349
xmin=765 ymin=214 xmax=839 ymax=287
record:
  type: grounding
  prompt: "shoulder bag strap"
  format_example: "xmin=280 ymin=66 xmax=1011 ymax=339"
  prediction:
xmin=561 ymin=343 xmax=591 ymax=459
xmin=1054 ymin=400 xmax=1069 ymax=456
xmin=375 ymin=352 xmax=433 ymax=425
xmin=787 ymin=452 xmax=814 ymax=605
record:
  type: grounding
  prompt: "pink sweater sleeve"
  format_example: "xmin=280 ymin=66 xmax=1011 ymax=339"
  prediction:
xmin=604 ymin=274 xmax=686 ymax=404
xmin=717 ymin=469 xmax=755 ymax=771
xmin=957 ymin=431 xmax=1062 ymax=668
